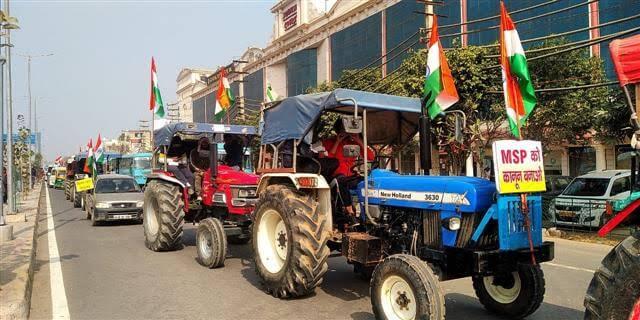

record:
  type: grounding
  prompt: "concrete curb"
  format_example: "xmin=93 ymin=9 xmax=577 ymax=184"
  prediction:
xmin=0 ymin=184 xmax=44 ymax=320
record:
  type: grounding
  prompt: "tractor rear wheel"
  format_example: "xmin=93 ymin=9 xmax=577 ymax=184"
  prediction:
xmin=472 ymin=264 xmax=545 ymax=319
xmin=73 ymin=189 xmax=81 ymax=208
xmin=371 ymin=254 xmax=445 ymax=320
xmin=196 ymin=217 xmax=227 ymax=268
xmin=143 ymin=180 xmax=184 ymax=251
xmin=252 ymin=184 xmax=330 ymax=298
xmin=584 ymin=233 xmax=640 ymax=320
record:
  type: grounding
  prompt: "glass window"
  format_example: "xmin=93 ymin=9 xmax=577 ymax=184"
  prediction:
xmin=95 ymin=178 xmax=141 ymax=193
xmin=544 ymin=150 xmax=563 ymax=175
xmin=562 ymin=178 xmax=610 ymax=196
xmin=467 ymin=0 xmax=589 ymax=47
xmin=568 ymin=147 xmax=596 ymax=177
xmin=287 ymin=48 xmax=317 ymax=96
xmin=331 ymin=13 xmax=382 ymax=80
xmin=134 ymin=158 xmax=151 ymax=170
xmin=615 ymin=144 xmax=633 ymax=169
xmin=553 ymin=177 xmax=572 ymax=192
xmin=244 ymin=69 xmax=264 ymax=110
xmin=598 ymin=0 xmax=640 ymax=79
xmin=385 ymin=0 xmax=424 ymax=71
xmin=610 ymin=176 xmax=630 ymax=196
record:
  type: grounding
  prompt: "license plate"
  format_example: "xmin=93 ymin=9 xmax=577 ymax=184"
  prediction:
xmin=558 ymin=210 xmax=576 ymax=219
xmin=113 ymin=214 xmax=133 ymax=219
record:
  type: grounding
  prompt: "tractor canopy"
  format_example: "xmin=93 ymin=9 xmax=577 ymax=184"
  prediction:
xmin=154 ymin=122 xmax=258 ymax=157
xmin=261 ymin=89 xmax=421 ymax=146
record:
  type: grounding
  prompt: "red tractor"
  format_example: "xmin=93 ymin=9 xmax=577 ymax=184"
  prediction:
xmin=583 ymin=35 xmax=640 ymax=320
xmin=142 ymin=122 xmax=259 ymax=268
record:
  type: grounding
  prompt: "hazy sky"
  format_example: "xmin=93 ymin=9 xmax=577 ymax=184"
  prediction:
xmin=9 ymin=0 xmax=275 ymax=161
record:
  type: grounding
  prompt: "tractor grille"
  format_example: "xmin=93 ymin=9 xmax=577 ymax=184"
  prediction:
xmin=422 ymin=210 xmax=441 ymax=248
xmin=455 ymin=213 xmax=477 ymax=248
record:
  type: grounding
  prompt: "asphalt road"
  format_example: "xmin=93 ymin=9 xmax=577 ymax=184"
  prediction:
xmin=29 ymin=187 xmax=613 ymax=320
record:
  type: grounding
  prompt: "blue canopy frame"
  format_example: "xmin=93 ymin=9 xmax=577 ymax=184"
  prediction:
xmin=261 ymin=89 xmax=422 ymax=145
xmin=154 ymin=122 xmax=258 ymax=148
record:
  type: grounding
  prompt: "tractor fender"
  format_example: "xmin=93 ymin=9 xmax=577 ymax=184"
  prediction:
xmin=257 ymin=173 xmax=332 ymax=228
xmin=598 ymin=198 xmax=640 ymax=237
xmin=146 ymin=172 xmax=190 ymax=213
xmin=146 ymin=172 xmax=186 ymax=189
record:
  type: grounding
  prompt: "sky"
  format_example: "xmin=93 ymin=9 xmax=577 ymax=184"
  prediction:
xmin=9 ymin=0 xmax=275 ymax=161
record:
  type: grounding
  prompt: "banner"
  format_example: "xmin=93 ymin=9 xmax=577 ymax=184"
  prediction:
xmin=75 ymin=178 xmax=94 ymax=192
xmin=492 ymin=140 xmax=546 ymax=194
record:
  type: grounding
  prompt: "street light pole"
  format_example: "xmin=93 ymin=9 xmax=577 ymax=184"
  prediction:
xmin=5 ymin=0 xmax=14 ymax=213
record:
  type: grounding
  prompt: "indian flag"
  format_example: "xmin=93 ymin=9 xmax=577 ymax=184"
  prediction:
xmin=215 ymin=67 xmax=234 ymax=121
xmin=83 ymin=138 xmax=94 ymax=174
xmin=149 ymin=57 xmax=165 ymax=118
xmin=266 ymin=82 xmax=278 ymax=102
xmin=500 ymin=2 xmax=537 ymax=138
xmin=423 ymin=15 xmax=459 ymax=119
xmin=94 ymin=134 xmax=104 ymax=164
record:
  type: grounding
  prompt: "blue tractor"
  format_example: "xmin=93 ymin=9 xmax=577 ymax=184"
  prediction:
xmin=252 ymin=89 xmax=554 ymax=319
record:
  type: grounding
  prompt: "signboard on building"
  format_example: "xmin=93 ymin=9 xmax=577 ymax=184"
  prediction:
xmin=3 ymin=133 xmax=36 ymax=144
xmin=492 ymin=140 xmax=546 ymax=194
xmin=283 ymin=4 xmax=297 ymax=31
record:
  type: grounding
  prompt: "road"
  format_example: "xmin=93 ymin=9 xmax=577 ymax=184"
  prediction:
xmin=29 ymin=187 xmax=612 ymax=320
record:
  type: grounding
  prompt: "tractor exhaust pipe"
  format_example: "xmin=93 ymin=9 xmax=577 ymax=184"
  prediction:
xmin=419 ymin=96 xmax=432 ymax=175
xmin=210 ymin=142 xmax=218 ymax=183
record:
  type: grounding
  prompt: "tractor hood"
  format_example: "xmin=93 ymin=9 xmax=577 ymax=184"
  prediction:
xmin=359 ymin=170 xmax=496 ymax=213
xmin=215 ymin=165 xmax=259 ymax=186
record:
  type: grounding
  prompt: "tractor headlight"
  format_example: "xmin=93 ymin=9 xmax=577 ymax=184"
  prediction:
xmin=443 ymin=217 xmax=461 ymax=231
xmin=95 ymin=202 xmax=110 ymax=209
xmin=136 ymin=201 xmax=144 ymax=208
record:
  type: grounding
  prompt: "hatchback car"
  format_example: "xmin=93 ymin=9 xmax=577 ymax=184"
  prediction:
xmin=86 ymin=174 xmax=144 ymax=225
xmin=549 ymin=170 xmax=631 ymax=228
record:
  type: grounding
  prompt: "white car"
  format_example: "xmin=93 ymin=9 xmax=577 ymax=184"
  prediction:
xmin=550 ymin=170 xmax=631 ymax=228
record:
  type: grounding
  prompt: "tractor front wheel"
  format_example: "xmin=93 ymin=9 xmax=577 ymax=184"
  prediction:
xmin=370 ymin=254 xmax=445 ymax=320
xmin=584 ymin=233 xmax=640 ymax=320
xmin=252 ymin=184 xmax=330 ymax=298
xmin=143 ymin=180 xmax=184 ymax=251
xmin=472 ymin=264 xmax=545 ymax=319
xmin=73 ymin=189 xmax=81 ymax=208
xmin=196 ymin=217 xmax=227 ymax=268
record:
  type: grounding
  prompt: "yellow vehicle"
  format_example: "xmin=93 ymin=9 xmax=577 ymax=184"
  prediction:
xmin=51 ymin=167 xmax=66 ymax=189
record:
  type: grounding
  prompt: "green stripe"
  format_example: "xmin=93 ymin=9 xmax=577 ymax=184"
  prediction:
xmin=153 ymin=86 xmax=165 ymax=118
xmin=509 ymin=53 xmax=536 ymax=125
xmin=214 ymin=109 xmax=226 ymax=122
xmin=423 ymin=68 xmax=443 ymax=119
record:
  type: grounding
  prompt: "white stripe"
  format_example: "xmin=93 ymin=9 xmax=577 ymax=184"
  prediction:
xmin=426 ymin=42 xmax=440 ymax=77
xmin=46 ymin=187 xmax=71 ymax=319
xmin=543 ymin=262 xmax=595 ymax=273
xmin=504 ymin=29 xmax=525 ymax=57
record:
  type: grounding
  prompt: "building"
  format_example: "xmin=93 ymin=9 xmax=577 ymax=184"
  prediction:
xmin=176 ymin=68 xmax=214 ymax=122
xmin=113 ymin=130 xmax=152 ymax=154
xmin=180 ymin=0 xmax=640 ymax=177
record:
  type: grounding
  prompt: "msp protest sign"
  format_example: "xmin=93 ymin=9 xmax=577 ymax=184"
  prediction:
xmin=75 ymin=178 xmax=94 ymax=192
xmin=492 ymin=140 xmax=546 ymax=194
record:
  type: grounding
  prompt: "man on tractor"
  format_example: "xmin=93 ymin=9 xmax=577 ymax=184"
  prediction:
xmin=251 ymin=89 xmax=553 ymax=319
xmin=142 ymin=122 xmax=259 ymax=269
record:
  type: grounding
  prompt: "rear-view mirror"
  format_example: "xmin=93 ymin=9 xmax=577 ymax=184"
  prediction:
xmin=342 ymin=116 xmax=362 ymax=134
xmin=343 ymin=145 xmax=361 ymax=158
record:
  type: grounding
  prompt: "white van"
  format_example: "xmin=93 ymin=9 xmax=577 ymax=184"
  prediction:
xmin=550 ymin=170 xmax=631 ymax=228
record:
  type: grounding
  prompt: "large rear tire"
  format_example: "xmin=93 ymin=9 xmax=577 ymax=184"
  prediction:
xmin=371 ymin=254 xmax=445 ymax=320
xmin=584 ymin=233 xmax=640 ymax=320
xmin=196 ymin=217 xmax=227 ymax=268
xmin=252 ymin=184 xmax=331 ymax=298
xmin=73 ymin=189 xmax=81 ymax=208
xmin=143 ymin=180 xmax=184 ymax=251
xmin=472 ymin=264 xmax=545 ymax=319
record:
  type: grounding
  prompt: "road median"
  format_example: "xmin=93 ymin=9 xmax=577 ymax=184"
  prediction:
xmin=0 ymin=183 xmax=44 ymax=320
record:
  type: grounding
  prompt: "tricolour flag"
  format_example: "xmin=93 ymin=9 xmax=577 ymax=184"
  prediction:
xmin=500 ymin=2 xmax=537 ymax=138
xmin=94 ymin=134 xmax=104 ymax=164
xmin=150 ymin=57 xmax=165 ymax=118
xmin=423 ymin=15 xmax=459 ymax=119
xmin=266 ymin=82 xmax=278 ymax=102
xmin=83 ymin=139 xmax=94 ymax=174
xmin=215 ymin=67 xmax=235 ymax=121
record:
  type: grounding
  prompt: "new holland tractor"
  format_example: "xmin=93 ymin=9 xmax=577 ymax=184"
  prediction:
xmin=583 ymin=35 xmax=640 ymax=320
xmin=252 ymin=89 xmax=554 ymax=319
xmin=142 ymin=122 xmax=259 ymax=268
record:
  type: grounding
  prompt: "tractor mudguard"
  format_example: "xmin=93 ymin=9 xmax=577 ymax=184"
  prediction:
xmin=146 ymin=172 xmax=189 ymax=213
xmin=598 ymin=198 xmax=640 ymax=237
